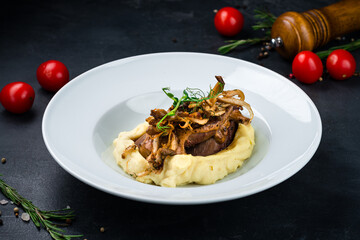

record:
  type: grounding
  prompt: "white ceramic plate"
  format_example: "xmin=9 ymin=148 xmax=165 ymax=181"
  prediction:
xmin=42 ymin=52 xmax=322 ymax=204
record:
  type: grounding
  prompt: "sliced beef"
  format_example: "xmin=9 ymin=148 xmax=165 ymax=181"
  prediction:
xmin=136 ymin=109 xmax=241 ymax=158
xmin=186 ymin=121 xmax=238 ymax=156
xmin=184 ymin=130 xmax=216 ymax=148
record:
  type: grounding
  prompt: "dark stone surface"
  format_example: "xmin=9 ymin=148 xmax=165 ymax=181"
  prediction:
xmin=1 ymin=0 xmax=359 ymax=239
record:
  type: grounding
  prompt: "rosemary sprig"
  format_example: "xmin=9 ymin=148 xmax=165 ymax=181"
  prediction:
xmin=0 ymin=176 xmax=82 ymax=240
xmin=316 ymin=39 xmax=360 ymax=59
xmin=252 ymin=9 xmax=277 ymax=31
xmin=218 ymin=37 xmax=269 ymax=55
xmin=218 ymin=9 xmax=277 ymax=54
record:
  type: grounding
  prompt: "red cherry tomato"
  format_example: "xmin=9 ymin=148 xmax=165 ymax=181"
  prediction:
xmin=292 ymin=51 xmax=323 ymax=84
xmin=214 ymin=7 xmax=244 ymax=37
xmin=37 ymin=60 xmax=69 ymax=92
xmin=0 ymin=82 xmax=35 ymax=114
xmin=326 ymin=49 xmax=356 ymax=80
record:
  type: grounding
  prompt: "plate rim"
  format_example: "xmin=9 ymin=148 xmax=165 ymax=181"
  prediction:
xmin=42 ymin=52 xmax=322 ymax=205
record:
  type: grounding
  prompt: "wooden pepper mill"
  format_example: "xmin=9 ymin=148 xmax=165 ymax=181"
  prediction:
xmin=271 ymin=0 xmax=360 ymax=60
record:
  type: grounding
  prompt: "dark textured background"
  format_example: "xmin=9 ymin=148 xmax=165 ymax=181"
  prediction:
xmin=1 ymin=0 xmax=360 ymax=239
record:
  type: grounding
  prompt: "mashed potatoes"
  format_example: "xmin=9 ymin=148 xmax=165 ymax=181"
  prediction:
xmin=113 ymin=122 xmax=255 ymax=187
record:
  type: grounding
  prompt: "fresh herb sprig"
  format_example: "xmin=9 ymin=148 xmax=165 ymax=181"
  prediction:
xmin=156 ymin=88 xmax=187 ymax=132
xmin=218 ymin=38 xmax=269 ymax=55
xmin=316 ymin=39 xmax=360 ymax=59
xmin=218 ymin=9 xmax=276 ymax=54
xmin=0 ymin=177 xmax=82 ymax=240
xmin=252 ymin=9 xmax=277 ymax=31
xmin=156 ymin=84 xmax=224 ymax=132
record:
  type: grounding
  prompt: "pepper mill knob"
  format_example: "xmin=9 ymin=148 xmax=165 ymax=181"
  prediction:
xmin=271 ymin=0 xmax=360 ymax=60
xmin=270 ymin=37 xmax=283 ymax=48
